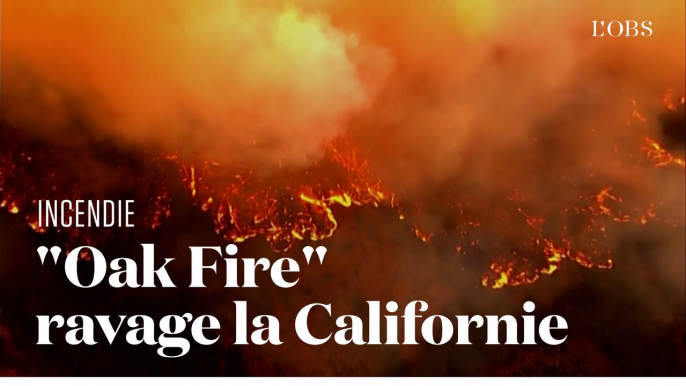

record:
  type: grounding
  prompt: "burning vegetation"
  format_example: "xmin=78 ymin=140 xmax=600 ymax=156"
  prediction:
xmin=1 ymin=94 xmax=683 ymax=289
xmin=170 ymin=139 xmax=393 ymax=252
xmin=0 ymin=0 xmax=684 ymax=376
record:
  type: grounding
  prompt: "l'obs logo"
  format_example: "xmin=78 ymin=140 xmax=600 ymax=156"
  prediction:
xmin=593 ymin=20 xmax=652 ymax=37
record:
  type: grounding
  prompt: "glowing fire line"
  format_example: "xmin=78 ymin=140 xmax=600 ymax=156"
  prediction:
xmin=1 ymin=93 xmax=683 ymax=289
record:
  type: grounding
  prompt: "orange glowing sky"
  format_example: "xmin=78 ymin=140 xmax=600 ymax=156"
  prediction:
xmin=2 ymin=0 xmax=684 ymax=174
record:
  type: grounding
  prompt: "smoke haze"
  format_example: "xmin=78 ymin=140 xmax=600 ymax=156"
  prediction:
xmin=1 ymin=0 xmax=684 ymax=376
xmin=3 ymin=1 xmax=683 ymax=171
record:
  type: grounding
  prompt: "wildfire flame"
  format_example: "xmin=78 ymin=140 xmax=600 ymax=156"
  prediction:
xmin=643 ymin=137 xmax=686 ymax=168
xmin=167 ymin=140 xmax=394 ymax=252
xmin=1 ymin=93 xmax=684 ymax=288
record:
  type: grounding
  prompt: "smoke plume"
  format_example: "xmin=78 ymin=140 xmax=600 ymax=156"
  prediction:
xmin=1 ymin=0 xmax=684 ymax=376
